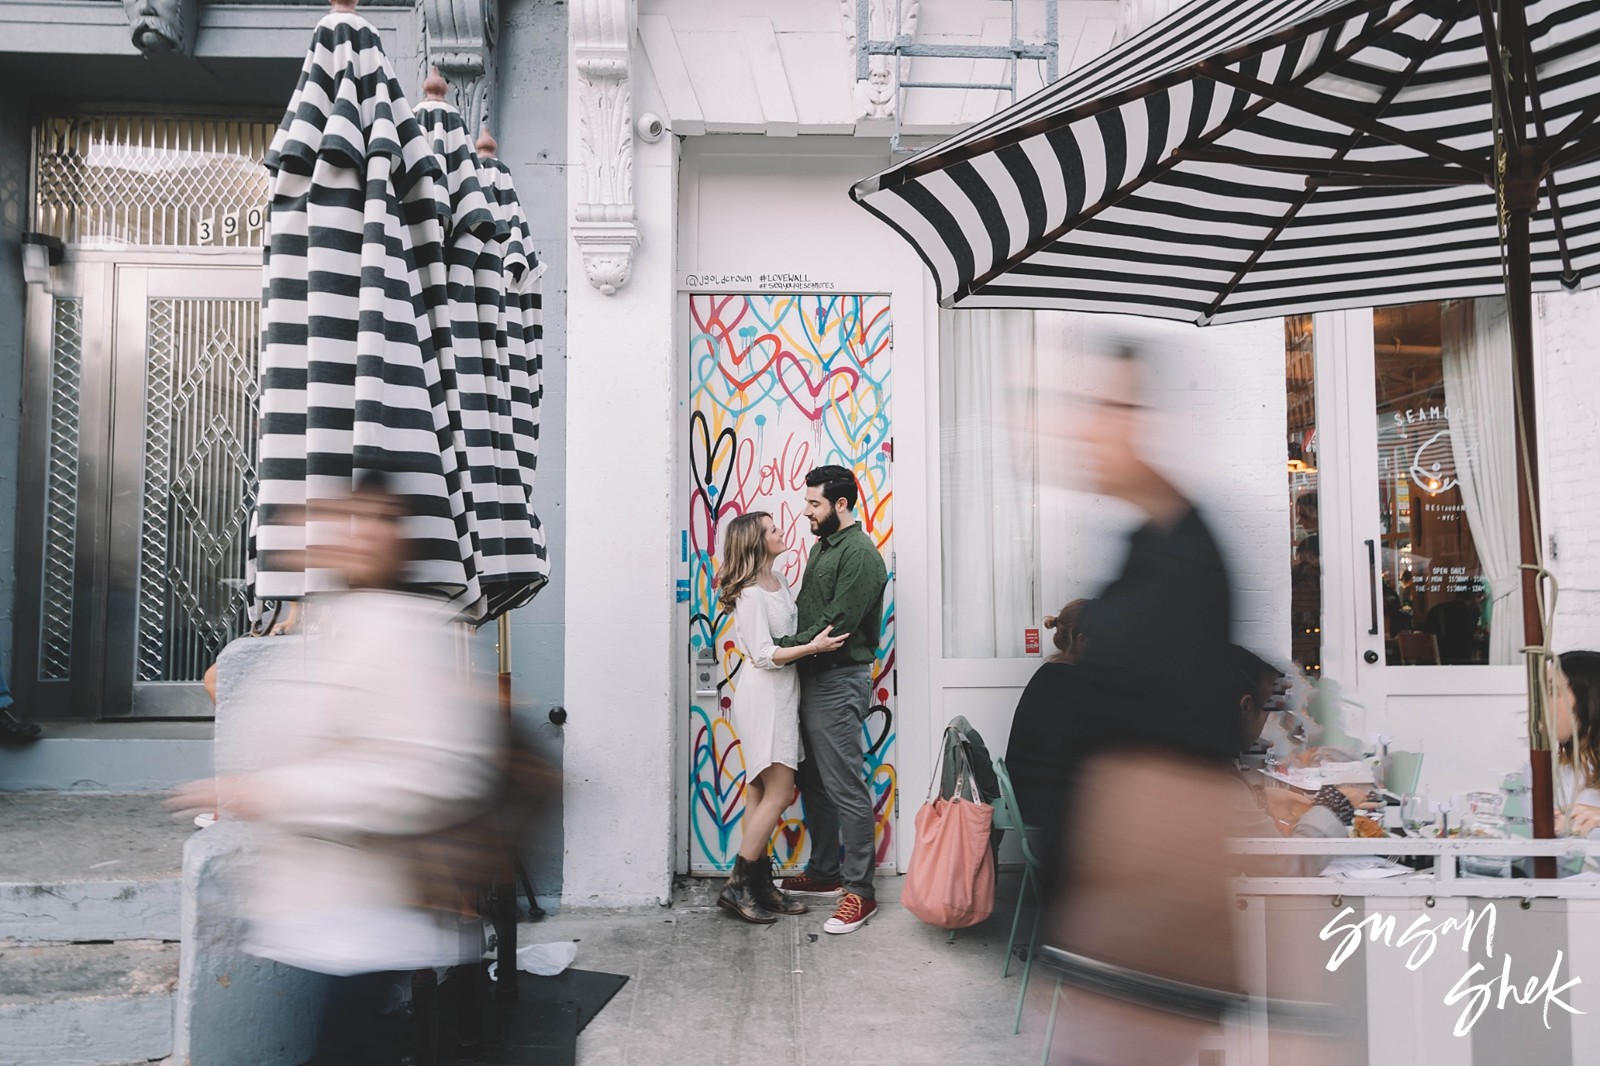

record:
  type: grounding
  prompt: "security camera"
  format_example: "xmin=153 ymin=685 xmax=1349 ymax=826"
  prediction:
xmin=637 ymin=113 xmax=666 ymax=142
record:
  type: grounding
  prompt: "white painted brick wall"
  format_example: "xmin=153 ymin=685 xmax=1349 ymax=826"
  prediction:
xmin=1048 ymin=315 xmax=1292 ymax=664
xmin=1538 ymin=289 xmax=1600 ymax=653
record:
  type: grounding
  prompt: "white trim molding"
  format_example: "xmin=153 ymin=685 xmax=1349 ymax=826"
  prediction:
xmin=571 ymin=0 xmax=639 ymax=296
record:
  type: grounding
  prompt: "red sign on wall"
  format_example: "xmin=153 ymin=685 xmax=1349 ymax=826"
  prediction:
xmin=1024 ymin=628 xmax=1041 ymax=656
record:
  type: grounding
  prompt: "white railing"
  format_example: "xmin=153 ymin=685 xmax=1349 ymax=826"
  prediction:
xmin=1231 ymin=836 xmax=1600 ymax=898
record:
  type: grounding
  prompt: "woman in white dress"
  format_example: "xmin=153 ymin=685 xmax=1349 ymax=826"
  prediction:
xmin=714 ymin=511 xmax=848 ymax=924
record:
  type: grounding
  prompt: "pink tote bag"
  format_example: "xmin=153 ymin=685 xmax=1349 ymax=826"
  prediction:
xmin=901 ymin=751 xmax=996 ymax=929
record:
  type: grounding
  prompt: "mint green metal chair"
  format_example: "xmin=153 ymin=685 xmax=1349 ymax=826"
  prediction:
xmin=992 ymin=757 xmax=1046 ymax=1035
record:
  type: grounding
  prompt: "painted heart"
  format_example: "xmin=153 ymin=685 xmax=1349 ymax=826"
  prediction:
xmin=821 ymin=384 xmax=888 ymax=458
xmin=688 ymin=409 xmax=737 ymax=530
xmin=855 ymin=303 xmax=892 ymax=366
xmin=692 ymin=349 xmax=780 ymax=419
xmin=690 ymin=706 xmax=748 ymax=862
xmin=862 ymin=704 xmax=894 ymax=758
xmin=772 ymin=819 xmax=807 ymax=870
xmin=689 ymin=294 xmax=750 ymax=355
xmin=719 ymin=331 xmax=784 ymax=391
xmin=774 ymin=352 xmax=860 ymax=422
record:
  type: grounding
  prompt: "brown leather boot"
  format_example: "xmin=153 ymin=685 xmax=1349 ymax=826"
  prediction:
xmin=717 ymin=857 xmax=777 ymax=925
xmin=748 ymin=855 xmax=808 ymax=915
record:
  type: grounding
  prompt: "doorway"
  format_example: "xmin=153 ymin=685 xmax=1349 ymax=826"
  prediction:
xmin=15 ymin=258 xmax=262 ymax=719
xmin=1301 ymin=301 xmax=1528 ymax=800
xmin=681 ymin=292 xmax=897 ymax=875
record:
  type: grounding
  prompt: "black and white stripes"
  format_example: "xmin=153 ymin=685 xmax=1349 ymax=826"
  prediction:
xmin=852 ymin=0 xmax=1600 ymax=323
xmin=251 ymin=10 xmax=547 ymax=623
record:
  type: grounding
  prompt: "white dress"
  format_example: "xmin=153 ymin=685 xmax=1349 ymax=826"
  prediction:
xmin=731 ymin=581 xmax=802 ymax=779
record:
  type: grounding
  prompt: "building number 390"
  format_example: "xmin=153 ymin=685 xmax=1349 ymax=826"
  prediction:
xmin=198 ymin=206 xmax=266 ymax=244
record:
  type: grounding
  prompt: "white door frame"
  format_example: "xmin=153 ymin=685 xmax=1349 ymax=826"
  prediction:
xmin=1313 ymin=307 xmax=1527 ymax=800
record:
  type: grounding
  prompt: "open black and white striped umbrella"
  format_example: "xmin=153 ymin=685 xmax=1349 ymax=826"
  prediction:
xmin=852 ymin=0 xmax=1600 ymax=323
xmin=251 ymin=4 xmax=544 ymax=623
xmin=853 ymin=0 xmax=1600 ymax=856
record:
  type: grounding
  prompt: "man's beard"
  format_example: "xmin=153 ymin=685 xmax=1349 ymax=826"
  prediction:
xmin=812 ymin=511 xmax=841 ymax=539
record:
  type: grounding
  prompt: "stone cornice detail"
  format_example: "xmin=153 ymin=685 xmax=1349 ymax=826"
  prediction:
xmin=572 ymin=0 xmax=638 ymax=296
xmin=421 ymin=0 xmax=497 ymax=134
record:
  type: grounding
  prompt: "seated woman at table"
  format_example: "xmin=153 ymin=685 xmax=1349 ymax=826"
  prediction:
xmin=1554 ymin=650 xmax=1600 ymax=836
xmin=1228 ymin=645 xmax=1375 ymax=876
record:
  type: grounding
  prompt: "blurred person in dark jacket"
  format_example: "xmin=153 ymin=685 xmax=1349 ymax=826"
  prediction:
xmin=1034 ymin=342 xmax=1249 ymax=1065
xmin=171 ymin=469 xmax=503 ymax=1065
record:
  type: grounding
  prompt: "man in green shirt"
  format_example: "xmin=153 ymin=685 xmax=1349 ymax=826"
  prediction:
xmin=774 ymin=465 xmax=888 ymax=934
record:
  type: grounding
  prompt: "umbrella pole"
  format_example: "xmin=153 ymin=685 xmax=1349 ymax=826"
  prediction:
xmin=1497 ymin=0 xmax=1557 ymax=875
xmin=1508 ymin=204 xmax=1557 ymax=876
xmin=496 ymin=613 xmax=519 ymax=999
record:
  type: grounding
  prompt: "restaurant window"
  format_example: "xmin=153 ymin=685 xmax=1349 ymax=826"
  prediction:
xmin=1285 ymin=314 xmax=1321 ymax=675
xmin=1373 ymin=299 xmax=1521 ymax=665
xmin=939 ymin=309 xmax=1040 ymax=658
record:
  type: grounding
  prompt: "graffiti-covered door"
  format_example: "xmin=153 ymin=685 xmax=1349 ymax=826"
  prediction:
xmin=685 ymin=293 xmax=895 ymax=875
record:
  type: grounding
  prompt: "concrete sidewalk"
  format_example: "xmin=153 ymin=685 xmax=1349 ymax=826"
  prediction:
xmin=526 ymin=873 xmax=1056 ymax=1066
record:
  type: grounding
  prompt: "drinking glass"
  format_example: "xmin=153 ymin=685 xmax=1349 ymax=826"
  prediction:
xmin=1459 ymin=813 xmax=1512 ymax=878
xmin=1402 ymin=793 xmax=1432 ymax=835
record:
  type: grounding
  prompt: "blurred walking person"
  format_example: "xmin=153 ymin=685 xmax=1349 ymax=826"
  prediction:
xmin=171 ymin=469 xmax=503 ymax=1065
xmin=1038 ymin=342 xmax=1253 ymax=1065
xmin=774 ymin=466 xmax=889 ymax=935
xmin=714 ymin=511 xmax=848 ymax=923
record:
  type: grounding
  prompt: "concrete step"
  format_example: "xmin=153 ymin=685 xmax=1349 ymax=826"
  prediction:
xmin=0 ymin=793 xmax=189 ymax=943
xmin=0 ymin=939 xmax=178 ymax=1066
xmin=0 ymin=722 xmax=213 ymax=792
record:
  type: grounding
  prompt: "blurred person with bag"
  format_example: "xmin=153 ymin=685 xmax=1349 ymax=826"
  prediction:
xmin=171 ymin=468 xmax=506 ymax=1065
xmin=1036 ymin=342 xmax=1272 ymax=1065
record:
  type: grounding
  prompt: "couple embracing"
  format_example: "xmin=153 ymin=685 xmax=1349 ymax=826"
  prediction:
xmin=713 ymin=465 xmax=889 ymax=934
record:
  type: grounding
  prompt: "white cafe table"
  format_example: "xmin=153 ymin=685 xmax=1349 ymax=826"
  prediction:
xmin=1202 ymin=838 xmax=1600 ymax=1066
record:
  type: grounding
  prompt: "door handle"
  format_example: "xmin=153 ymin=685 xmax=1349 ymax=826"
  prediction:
xmin=1365 ymin=539 xmax=1380 ymax=636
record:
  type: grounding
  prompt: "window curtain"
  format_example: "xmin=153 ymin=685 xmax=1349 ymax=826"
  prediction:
xmin=1440 ymin=298 xmax=1524 ymax=665
xmin=939 ymin=309 xmax=1039 ymax=658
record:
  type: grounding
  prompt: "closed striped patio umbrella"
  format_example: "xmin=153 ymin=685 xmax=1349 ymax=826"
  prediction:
xmin=254 ymin=0 xmax=471 ymax=612
xmin=414 ymin=77 xmax=550 ymax=618
xmin=473 ymin=131 xmax=551 ymax=618
xmin=853 ymin=0 xmax=1600 ymax=856
xmin=251 ymin=0 xmax=545 ymax=624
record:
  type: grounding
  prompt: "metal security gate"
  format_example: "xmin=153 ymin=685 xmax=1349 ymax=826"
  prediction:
xmin=15 ymin=261 xmax=262 ymax=719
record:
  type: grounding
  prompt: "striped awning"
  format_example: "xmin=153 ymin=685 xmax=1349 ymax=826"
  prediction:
xmin=851 ymin=0 xmax=1600 ymax=323
xmin=250 ymin=8 xmax=546 ymax=623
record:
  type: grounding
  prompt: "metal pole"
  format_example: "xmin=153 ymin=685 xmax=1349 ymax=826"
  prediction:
xmin=495 ymin=613 xmax=519 ymax=999
xmin=1495 ymin=0 xmax=1557 ymax=876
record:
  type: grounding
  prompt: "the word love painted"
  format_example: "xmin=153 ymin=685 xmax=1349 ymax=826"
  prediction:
xmin=685 ymin=293 xmax=896 ymax=874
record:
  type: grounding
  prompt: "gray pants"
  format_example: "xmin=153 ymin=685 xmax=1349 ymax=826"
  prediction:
xmin=797 ymin=665 xmax=875 ymax=900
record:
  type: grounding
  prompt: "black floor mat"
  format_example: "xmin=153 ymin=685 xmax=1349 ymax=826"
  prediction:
xmin=441 ymin=967 xmax=629 ymax=1066
xmin=512 ymin=968 xmax=630 ymax=1032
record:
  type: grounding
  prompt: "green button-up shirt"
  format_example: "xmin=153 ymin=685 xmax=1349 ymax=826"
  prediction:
xmin=777 ymin=522 xmax=888 ymax=673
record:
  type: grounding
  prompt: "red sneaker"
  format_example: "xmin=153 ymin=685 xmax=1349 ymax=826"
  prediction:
xmin=779 ymin=872 xmax=843 ymax=896
xmin=823 ymin=892 xmax=876 ymax=934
